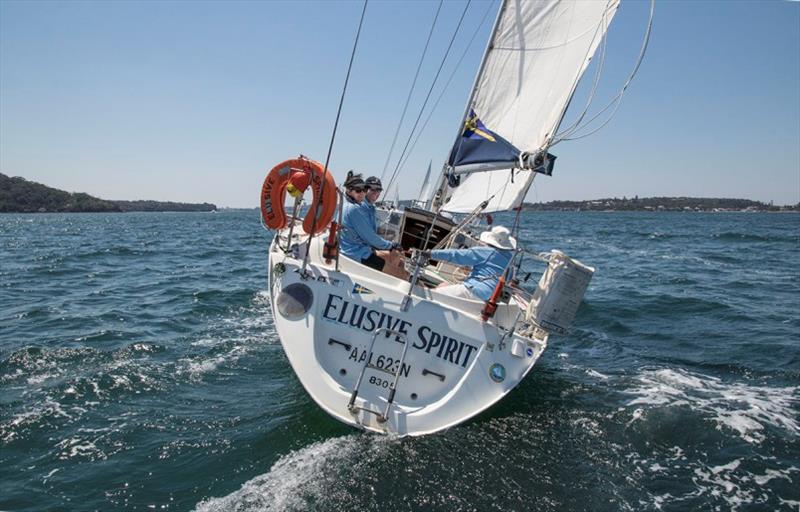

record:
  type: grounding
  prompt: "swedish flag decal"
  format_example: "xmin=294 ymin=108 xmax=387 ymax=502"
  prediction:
xmin=352 ymin=283 xmax=373 ymax=295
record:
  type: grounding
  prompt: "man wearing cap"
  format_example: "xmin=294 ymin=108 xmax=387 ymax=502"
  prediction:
xmin=423 ymin=225 xmax=516 ymax=301
xmin=340 ymin=173 xmax=407 ymax=279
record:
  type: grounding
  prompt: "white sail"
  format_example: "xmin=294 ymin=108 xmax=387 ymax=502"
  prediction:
xmin=473 ymin=0 xmax=619 ymax=154
xmin=418 ymin=161 xmax=432 ymax=203
xmin=442 ymin=0 xmax=619 ymax=211
xmin=442 ymin=168 xmax=534 ymax=213
xmin=414 ymin=161 xmax=434 ymax=208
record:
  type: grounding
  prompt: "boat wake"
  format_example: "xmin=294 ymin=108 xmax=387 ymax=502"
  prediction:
xmin=623 ymin=368 xmax=799 ymax=444
xmin=178 ymin=290 xmax=278 ymax=380
xmin=195 ymin=434 xmax=399 ymax=512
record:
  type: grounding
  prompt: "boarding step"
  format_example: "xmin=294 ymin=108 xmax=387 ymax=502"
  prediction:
xmin=349 ymin=406 xmax=389 ymax=423
xmin=347 ymin=327 xmax=410 ymax=423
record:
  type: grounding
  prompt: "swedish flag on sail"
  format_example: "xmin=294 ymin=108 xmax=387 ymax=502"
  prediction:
xmin=463 ymin=111 xmax=496 ymax=142
xmin=448 ymin=110 xmax=521 ymax=170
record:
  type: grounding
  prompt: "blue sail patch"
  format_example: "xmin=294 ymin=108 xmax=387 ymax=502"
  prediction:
xmin=448 ymin=110 xmax=521 ymax=169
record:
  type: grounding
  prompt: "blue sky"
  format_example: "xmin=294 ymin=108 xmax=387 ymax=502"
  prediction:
xmin=1 ymin=0 xmax=798 ymax=207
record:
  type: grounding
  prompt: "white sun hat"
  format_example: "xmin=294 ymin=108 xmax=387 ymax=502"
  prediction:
xmin=479 ymin=225 xmax=517 ymax=250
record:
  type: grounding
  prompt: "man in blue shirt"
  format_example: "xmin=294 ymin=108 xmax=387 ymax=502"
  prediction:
xmin=425 ymin=225 xmax=516 ymax=301
xmin=340 ymin=174 xmax=407 ymax=279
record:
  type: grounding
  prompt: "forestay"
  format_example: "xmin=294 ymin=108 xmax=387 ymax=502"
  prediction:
xmin=444 ymin=0 xmax=619 ymax=212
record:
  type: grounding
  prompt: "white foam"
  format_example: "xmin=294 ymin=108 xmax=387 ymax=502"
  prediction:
xmin=0 ymin=367 xmax=24 ymax=384
xmin=754 ymin=467 xmax=796 ymax=486
xmin=181 ymin=355 xmax=226 ymax=378
xmin=629 ymin=447 xmax=799 ymax=511
xmin=254 ymin=290 xmax=272 ymax=305
xmin=179 ymin=290 xmax=279 ymax=379
xmin=195 ymin=435 xmax=401 ymax=512
xmin=586 ymin=369 xmax=610 ymax=380
xmin=190 ymin=337 xmax=221 ymax=348
xmin=626 ymin=407 xmax=644 ymax=427
xmin=779 ymin=499 xmax=800 ymax=509
xmin=0 ymin=397 xmax=75 ymax=442
xmin=179 ymin=346 xmax=248 ymax=379
xmin=651 ymin=493 xmax=673 ymax=510
xmin=195 ymin=435 xmax=363 ymax=512
xmin=710 ymin=459 xmax=741 ymax=474
xmin=572 ymin=416 xmax=602 ymax=437
xmin=55 ymin=436 xmax=106 ymax=460
xmin=624 ymin=368 xmax=799 ymax=444
xmin=27 ymin=372 xmax=57 ymax=385
xmin=693 ymin=459 xmax=751 ymax=502
xmin=42 ymin=468 xmax=60 ymax=483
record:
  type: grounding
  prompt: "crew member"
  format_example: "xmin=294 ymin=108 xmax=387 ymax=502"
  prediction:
xmin=340 ymin=173 xmax=407 ymax=279
xmin=424 ymin=225 xmax=516 ymax=300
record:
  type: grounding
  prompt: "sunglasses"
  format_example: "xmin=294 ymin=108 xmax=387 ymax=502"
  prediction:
xmin=349 ymin=187 xmax=366 ymax=193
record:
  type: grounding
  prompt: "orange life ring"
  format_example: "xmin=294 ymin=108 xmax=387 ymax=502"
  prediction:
xmin=260 ymin=156 xmax=338 ymax=235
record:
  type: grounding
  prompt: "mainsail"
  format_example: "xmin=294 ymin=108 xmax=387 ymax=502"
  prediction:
xmin=442 ymin=0 xmax=620 ymax=213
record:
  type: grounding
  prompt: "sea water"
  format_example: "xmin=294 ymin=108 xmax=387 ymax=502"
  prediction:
xmin=1 ymin=210 xmax=798 ymax=511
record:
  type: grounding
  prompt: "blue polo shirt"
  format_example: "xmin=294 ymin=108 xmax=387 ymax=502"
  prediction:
xmin=340 ymin=197 xmax=393 ymax=261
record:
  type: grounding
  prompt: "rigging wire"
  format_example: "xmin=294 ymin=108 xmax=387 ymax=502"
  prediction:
xmin=379 ymin=1 xmax=444 ymax=183
xmin=394 ymin=0 xmax=497 ymax=179
xmin=302 ymin=0 xmax=369 ymax=270
xmin=550 ymin=6 xmax=611 ymax=141
xmin=551 ymin=0 xmax=655 ymax=145
xmin=385 ymin=0 xmax=473 ymax=195
xmin=540 ymin=0 xmax=618 ymax=151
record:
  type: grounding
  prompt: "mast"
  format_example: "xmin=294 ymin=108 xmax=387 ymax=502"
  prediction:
xmin=430 ymin=0 xmax=507 ymax=212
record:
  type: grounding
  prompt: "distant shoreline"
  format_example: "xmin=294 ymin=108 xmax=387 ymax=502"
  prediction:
xmin=2 ymin=208 xmax=798 ymax=215
xmin=519 ymin=197 xmax=799 ymax=213
xmin=2 ymin=173 xmax=797 ymax=213
xmin=1 ymin=173 xmax=216 ymax=213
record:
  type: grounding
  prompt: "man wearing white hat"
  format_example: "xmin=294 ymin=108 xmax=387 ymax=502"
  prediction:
xmin=423 ymin=225 xmax=517 ymax=301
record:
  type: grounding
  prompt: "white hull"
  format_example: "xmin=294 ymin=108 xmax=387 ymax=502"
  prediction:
xmin=268 ymin=230 xmax=548 ymax=436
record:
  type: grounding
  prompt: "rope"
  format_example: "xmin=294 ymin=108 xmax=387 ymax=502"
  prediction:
xmin=385 ymin=0 xmax=472 ymax=195
xmin=379 ymin=1 xmax=444 ymax=183
xmin=303 ymin=0 xmax=369 ymax=271
xmin=552 ymin=0 xmax=655 ymax=144
xmin=550 ymin=6 xmax=610 ymax=141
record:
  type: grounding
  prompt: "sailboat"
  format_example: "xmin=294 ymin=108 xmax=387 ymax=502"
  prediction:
xmin=410 ymin=162 xmax=432 ymax=209
xmin=262 ymin=0 xmax=647 ymax=436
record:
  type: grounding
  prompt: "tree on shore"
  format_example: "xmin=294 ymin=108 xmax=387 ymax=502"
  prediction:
xmin=0 ymin=173 xmax=216 ymax=213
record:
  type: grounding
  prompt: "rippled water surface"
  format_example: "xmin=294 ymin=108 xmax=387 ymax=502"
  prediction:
xmin=1 ymin=210 xmax=798 ymax=511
